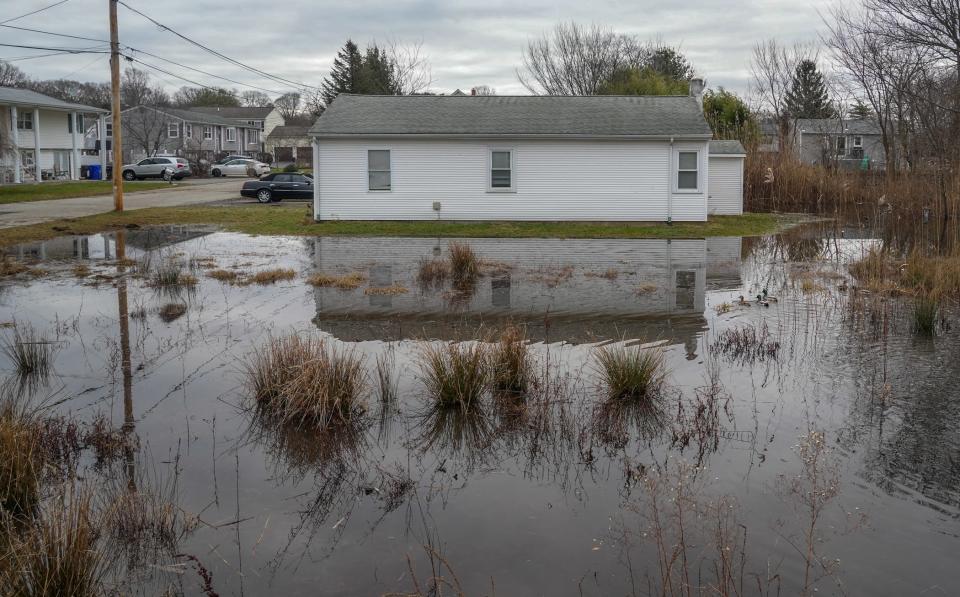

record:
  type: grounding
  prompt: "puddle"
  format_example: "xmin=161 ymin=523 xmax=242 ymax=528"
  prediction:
xmin=0 ymin=226 xmax=958 ymax=596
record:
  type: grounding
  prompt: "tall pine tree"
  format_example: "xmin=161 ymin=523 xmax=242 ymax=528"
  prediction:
xmin=321 ymin=40 xmax=364 ymax=106
xmin=785 ymin=59 xmax=835 ymax=119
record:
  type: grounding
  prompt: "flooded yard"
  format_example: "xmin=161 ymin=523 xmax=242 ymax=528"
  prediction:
xmin=1 ymin=225 xmax=958 ymax=595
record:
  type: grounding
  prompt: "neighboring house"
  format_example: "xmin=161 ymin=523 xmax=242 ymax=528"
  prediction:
xmin=191 ymin=106 xmax=283 ymax=154
xmin=265 ymin=125 xmax=312 ymax=167
xmin=309 ymin=90 xmax=745 ymax=222
xmin=117 ymin=106 xmax=264 ymax=163
xmin=0 ymin=86 xmax=108 ymax=183
xmin=757 ymin=117 xmax=780 ymax=153
xmin=792 ymin=118 xmax=885 ymax=170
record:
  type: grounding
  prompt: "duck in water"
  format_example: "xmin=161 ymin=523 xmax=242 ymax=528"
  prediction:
xmin=761 ymin=288 xmax=778 ymax=302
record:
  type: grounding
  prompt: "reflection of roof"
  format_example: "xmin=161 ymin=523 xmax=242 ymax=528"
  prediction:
xmin=709 ymin=140 xmax=746 ymax=155
xmin=191 ymin=106 xmax=274 ymax=119
xmin=0 ymin=86 xmax=108 ymax=113
xmin=117 ymin=225 xmax=215 ymax=250
xmin=267 ymin=125 xmax=310 ymax=140
xmin=311 ymin=94 xmax=713 ymax=138
xmin=796 ymin=118 xmax=881 ymax=135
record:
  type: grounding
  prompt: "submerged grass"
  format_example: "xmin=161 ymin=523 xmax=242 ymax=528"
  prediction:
xmin=913 ymin=294 xmax=939 ymax=335
xmin=594 ymin=343 xmax=666 ymax=402
xmin=0 ymin=207 xmax=798 ymax=249
xmin=307 ymin=272 xmax=366 ymax=290
xmin=244 ymin=334 xmax=367 ymax=431
xmin=418 ymin=343 xmax=488 ymax=409
xmin=246 ymin=268 xmax=296 ymax=285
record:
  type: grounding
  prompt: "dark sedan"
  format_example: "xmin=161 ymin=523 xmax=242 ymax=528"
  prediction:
xmin=241 ymin=173 xmax=314 ymax=203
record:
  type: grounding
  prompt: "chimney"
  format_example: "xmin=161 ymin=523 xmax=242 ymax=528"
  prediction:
xmin=688 ymin=78 xmax=705 ymax=106
xmin=471 ymin=87 xmax=477 ymax=96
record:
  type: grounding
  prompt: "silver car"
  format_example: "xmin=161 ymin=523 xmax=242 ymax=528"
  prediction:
xmin=121 ymin=157 xmax=192 ymax=181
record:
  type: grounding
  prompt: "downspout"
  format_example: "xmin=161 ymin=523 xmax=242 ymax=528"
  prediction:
xmin=667 ymin=136 xmax=674 ymax=224
xmin=312 ymin=136 xmax=320 ymax=221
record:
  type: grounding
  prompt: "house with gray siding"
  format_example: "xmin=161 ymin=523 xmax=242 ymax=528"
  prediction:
xmin=309 ymin=89 xmax=744 ymax=222
xmin=118 ymin=106 xmax=264 ymax=162
xmin=191 ymin=106 xmax=283 ymax=154
xmin=792 ymin=118 xmax=886 ymax=170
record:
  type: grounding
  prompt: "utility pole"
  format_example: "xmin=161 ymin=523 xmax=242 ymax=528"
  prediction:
xmin=109 ymin=0 xmax=124 ymax=211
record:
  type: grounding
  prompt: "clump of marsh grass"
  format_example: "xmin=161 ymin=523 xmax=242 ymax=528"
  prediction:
xmin=246 ymin=268 xmax=296 ymax=285
xmin=1 ymin=322 xmax=57 ymax=377
xmin=364 ymin=284 xmax=409 ymax=296
xmin=594 ymin=343 xmax=666 ymax=402
xmin=710 ymin=323 xmax=781 ymax=364
xmin=448 ymin=242 xmax=479 ymax=288
xmin=912 ymin=293 xmax=939 ymax=335
xmin=206 ymin=269 xmax=238 ymax=283
xmin=0 ymin=485 xmax=111 ymax=597
xmin=418 ymin=342 xmax=488 ymax=409
xmin=417 ymin=258 xmax=449 ymax=288
xmin=0 ymin=410 xmax=44 ymax=517
xmin=149 ymin=259 xmax=196 ymax=288
xmin=487 ymin=324 xmax=532 ymax=395
xmin=72 ymin=264 xmax=91 ymax=278
xmin=307 ymin=272 xmax=366 ymax=290
xmin=244 ymin=334 xmax=367 ymax=431
xmin=375 ymin=348 xmax=398 ymax=405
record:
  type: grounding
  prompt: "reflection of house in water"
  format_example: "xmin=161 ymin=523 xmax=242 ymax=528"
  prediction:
xmin=310 ymin=237 xmax=743 ymax=346
xmin=3 ymin=225 xmax=216 ymax=262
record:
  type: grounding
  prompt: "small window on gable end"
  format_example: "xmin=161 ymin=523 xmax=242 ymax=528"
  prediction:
xmin=677 ymin=151 xmax=698 ymax=191
xmin=490 ymin=150 xmax=513 ymax=190
xmin=368 ymin=150 xmax=391 ymax=191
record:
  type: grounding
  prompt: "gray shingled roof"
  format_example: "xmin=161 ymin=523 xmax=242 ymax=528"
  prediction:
xmin=158 ymin=107 xmax=242 ymax=126
xmin=267 ymin=125 xmax=311 ymax=140
xmin=191 ymin=106 xmax=275 ymax=119
xmin=310 ymin=94 xmax=712 ymax=138
xmin=709 ymin=140 xmax=746 ymax=155
xmin=0 ymin=86 xmax=108 ymax=113
xmin=795 ymin=118 xmax=882 ymax=135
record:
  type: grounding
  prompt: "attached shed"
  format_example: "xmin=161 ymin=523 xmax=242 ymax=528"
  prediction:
xmin=707 ymin=140 xmax=746 ymax=216
xmin=310 ymin=93 xmax=741 ymax=222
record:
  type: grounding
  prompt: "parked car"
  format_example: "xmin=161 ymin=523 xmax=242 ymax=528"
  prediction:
xmin=211 ymin=159 xmax=271 ymax=178
xmin=241 ymin=172 xmax=313 ymax=203
xmin=121 ymin=157 xmax=191 ymax=181
xmin=213 ymin=154 xmax=253 ymax=165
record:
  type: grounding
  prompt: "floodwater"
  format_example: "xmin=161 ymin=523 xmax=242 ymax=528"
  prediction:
xmin=0 ymin=226 xmax=958 ymax=596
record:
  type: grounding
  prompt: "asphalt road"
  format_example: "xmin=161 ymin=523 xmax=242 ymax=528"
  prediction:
xmin=0 ymin=178 xmax=246 ymax=229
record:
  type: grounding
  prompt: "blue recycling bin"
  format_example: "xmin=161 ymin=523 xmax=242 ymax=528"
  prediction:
xmin=88 ymin=164 xmax=102 ymax=180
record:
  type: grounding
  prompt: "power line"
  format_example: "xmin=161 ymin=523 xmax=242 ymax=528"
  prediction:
xmin=127 ymin=56 xmax=227 ymax=92
xmin=0 ymin=23 xmax=110 ymax=44
xmin=0 ymin=0 xmax=71 ymax=25
xmin=0 ymin=42 xmax=107 ymax=54
xmin=117 ymin=0 xmax=317 ymax=91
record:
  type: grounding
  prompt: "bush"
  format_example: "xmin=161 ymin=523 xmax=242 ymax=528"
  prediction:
xmin=282 ymin=163 xmax=299 ymax=173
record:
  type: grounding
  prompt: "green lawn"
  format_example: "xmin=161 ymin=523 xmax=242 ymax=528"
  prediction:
xmin=0 ymin=181 xmax=172 ymax=205
xmin=0 ymin=205 xmax=806 ymax=248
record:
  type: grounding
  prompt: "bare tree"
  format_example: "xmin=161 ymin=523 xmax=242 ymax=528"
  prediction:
xmin=273 ymin=92 xmax=301 ymax=120
xmin=123 ymin=106 xmax=171 ymax=159
xmin=121 ymin=68 xmax=168 ymax=108
xmin=0 ymin=60 xmax=27 ymax=87
xmin=387 ymin=39 xmax=433 ymax=95
xmin=471 ymin=85 xmax=496 ymax=96
xmin=750 ymin=40 xmax=819 ymax=151
xmin=240 ymin=90 xmax=272 ymax=107
xmin=865 ymin=0 xmax=960 ymax=74
xmin=517 ymin=22 xmax=651 ymax=95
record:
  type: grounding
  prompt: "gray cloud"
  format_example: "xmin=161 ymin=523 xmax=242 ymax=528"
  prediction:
xmin=1 ymin=0 xmax=835 ymax=98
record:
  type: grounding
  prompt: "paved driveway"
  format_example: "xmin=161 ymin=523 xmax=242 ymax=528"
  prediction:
xmin=0 ymin=178 xmax=245 ymax=229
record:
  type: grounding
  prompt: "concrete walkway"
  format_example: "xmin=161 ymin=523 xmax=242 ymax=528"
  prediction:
xmin=0 ymin=178 xmax=245 ymax=229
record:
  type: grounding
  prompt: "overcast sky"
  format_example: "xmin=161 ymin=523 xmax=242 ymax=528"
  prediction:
xmin=2 ymin=0 xmax=836 ymax=99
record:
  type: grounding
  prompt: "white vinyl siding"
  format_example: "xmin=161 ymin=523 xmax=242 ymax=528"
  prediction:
xmin=16 ymin=109 xmax=74 ymax=149
xmin=707 ymin=156 xmax=744 ymax=215
xmin=317 ymin=139 xmax=709 ymax=221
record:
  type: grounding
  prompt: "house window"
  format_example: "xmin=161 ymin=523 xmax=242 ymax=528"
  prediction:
xmin=226 ymin=127 xmax=236 ymax=142
xmin=676 ymin=150 xmax=699 ymax=191
xmin=836 ymin=136 xmax=846 ymax=156
xmin=105 ymin=122 xmax=112 ymax=137
xmin=67 ymin=113 xmax=73 ymax=133
xmin=368 ymin=149 xmax=391 ymax=191
xmin=17 ymin=111 xmax=33 ymax=130
xmin=490 ymin=150 xmax=513 ymax=190
xmin=203 ymin=126 xmax=213 ymax=140
xmin=167 ymin=123 xmax=179 ymax=139
xmin=852 ymin=136 xmax=863 ymax=148
xmin=20 ymin=150 xmax=35 ymax=168
xmin=185 ymin=124 xmax=193 ymax=139
xmin=248 ymin=129 xmax=259 ymax=144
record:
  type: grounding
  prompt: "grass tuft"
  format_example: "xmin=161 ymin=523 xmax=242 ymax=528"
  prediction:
xmin=307 ymin=272 xmax=366 ymax=290
xmin=1 ymin=322 xmax=56 ymax=377
xmin=244 ymin=335 xmax=367 ymax=431
xmin=158 ymin=303 xmax=187 ymax=323
xmin=594 ymin=343 xmax=665 ymax=402
xmin=0 ymin=410 xmax=43 ymax=517
xmin=417 ymin=258 xmax=449 ymax=288
xmin=246 ymin=268 xmax=296 ymax=285
xmin=487 ymin=325 xmax=532 ymax=395
xmin=206 ymin=269 xmax=238 ymax=283
xmin=418 ymin=342 xmax=488 ymax=409
xmin=448 ymin=242 xmax=479 ymax=287
xmin=364 ymin=284 xmax=409 ymax=296
xmin=913 ymin=293 xmax=939 ymax=335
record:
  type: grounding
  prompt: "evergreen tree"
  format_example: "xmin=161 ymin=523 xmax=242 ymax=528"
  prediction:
xmin=321 ymin=40 xmax=364 ymax=106
xmin=849 ymin=100 xmax=873 ymax=119
xmin=360 ymin=46 xmax=400 ymax=95
xmin=597 ymin=66 xmax=688 ymax=96
xmin=785 ymin=59 xmax=835 ymax=118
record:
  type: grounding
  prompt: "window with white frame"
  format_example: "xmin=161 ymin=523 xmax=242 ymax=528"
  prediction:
xmin=248 ymin=129 xmax=259 ymax=144
xmin=852 ymin=135 xmax=863 ymax=148
xmin=489 ymin=149 xmax=513 ymax=190
xmin=368 ymin=150 xmax=391 ymax=191
xmin=185 ymin=124 xmax=193 ymax=139
xmin=203 ymin=126 xmax=213 ymax=140
xmin=226 ymin=127 xmax=236 ymax=142
xmin=167 ymin=123 xmax=179 ymax=138
xmin=17 ymin=111 xmax=33 ymax=130
xmin=676 ymin=150 xmax=699 ymax=191
xmin=20 ymin=150 xmax=35 ymax=168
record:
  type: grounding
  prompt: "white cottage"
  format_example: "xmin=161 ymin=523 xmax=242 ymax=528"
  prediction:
xmin=0 ymin=87 xmax=109 ymax=184
xmin=310 ymin=91 xmax=745 ymax=222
